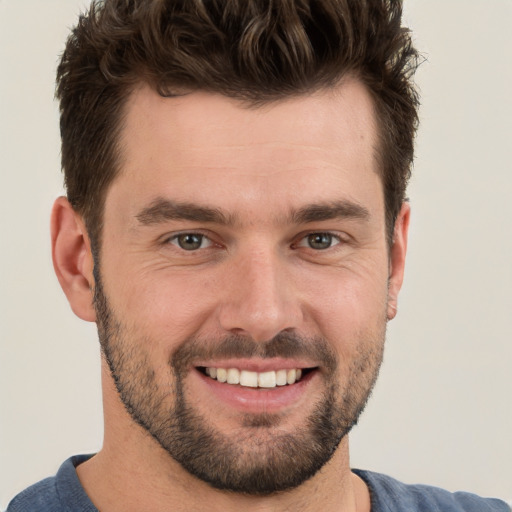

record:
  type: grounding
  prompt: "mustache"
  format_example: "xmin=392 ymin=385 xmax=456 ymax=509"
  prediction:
xmin=171 ymin=331 xmax=338 ymax=375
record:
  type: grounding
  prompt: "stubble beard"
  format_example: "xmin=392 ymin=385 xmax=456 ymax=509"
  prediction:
xmin=93 ymin=272 xmax=386 ymax=496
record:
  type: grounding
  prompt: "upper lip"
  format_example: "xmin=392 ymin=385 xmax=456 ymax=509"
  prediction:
xmin=195 ymin=358 xmax=317 ymax=372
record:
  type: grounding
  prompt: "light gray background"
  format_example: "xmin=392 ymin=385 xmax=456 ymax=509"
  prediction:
xmin=1 ymin=0 xmax=511 ymax=509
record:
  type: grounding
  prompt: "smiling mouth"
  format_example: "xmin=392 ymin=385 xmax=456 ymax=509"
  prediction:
xmin=197 ymin=367 xmax=316 ymax=388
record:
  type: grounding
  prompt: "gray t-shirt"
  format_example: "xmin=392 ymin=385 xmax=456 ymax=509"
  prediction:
xmin=7 ymin=454 xmax=510 ymax=511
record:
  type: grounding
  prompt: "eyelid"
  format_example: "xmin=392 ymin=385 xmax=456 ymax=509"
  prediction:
xmin=159 ymin=229 xmax=348 ymax=251
xmin=293 ymin=231 xmax=345 ymax=249
xmin=170 ymin=233 xmax=212 ymax=250
xmin=161 ymin=230 xmax=217 ymax=248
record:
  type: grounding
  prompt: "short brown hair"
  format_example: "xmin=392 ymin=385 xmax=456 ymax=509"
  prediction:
xmin=56 ymin=0 xmax=420 ymax=250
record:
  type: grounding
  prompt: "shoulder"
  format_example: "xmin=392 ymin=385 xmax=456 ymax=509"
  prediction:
xmin=353 ymin=469 xmax=510 ymax=512
xmin=6 ymin=455 xmax=97 ymax=512
xmin=6 ymin=476 xmax=60 ymax=512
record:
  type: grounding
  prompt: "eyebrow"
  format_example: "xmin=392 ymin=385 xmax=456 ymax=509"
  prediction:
xmin=136 ymin=198 xmax=233 ymax=226
xmin=291 ymin=201 xmax=370 ymax=224
xmin=135 ymin=198 xmax=370 ymax=227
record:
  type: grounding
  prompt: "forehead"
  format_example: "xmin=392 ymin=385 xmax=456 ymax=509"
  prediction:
xmin=109 ymin=80 xmax=382 ymax=224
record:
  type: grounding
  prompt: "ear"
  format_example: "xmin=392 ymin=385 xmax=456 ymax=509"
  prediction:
xmin=387 ymin=202 xmax=410 ymax=321
xmin=51 ymin=196 xmax=96 ymax=322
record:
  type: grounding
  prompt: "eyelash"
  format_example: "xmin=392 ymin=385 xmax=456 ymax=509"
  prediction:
xmin=293 ymin=232 xmax=342 ymax=251
xmin=164 ymin=231 xmax=345 ymax=252
xmin=167 ymin=232 xmax=215 ymax=251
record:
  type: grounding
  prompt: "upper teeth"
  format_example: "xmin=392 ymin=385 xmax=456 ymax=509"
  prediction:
xmin=205 ymin=367 xmax=303 ymax=388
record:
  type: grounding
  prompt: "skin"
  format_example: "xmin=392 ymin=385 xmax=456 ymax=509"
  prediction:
xmin=51 ymin=78 xmax=409 ymax=512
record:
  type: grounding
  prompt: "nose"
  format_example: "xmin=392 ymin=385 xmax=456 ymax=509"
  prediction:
xmin=217 ymin=247 xmax=303 ymax=342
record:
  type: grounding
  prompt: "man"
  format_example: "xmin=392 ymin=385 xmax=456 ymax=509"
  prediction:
xmin=6 ymin=0 xmax=510 ymax=511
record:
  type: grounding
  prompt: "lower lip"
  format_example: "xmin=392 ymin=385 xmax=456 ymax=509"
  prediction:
xmin=194 ymin=369 xmax=317 ymax=414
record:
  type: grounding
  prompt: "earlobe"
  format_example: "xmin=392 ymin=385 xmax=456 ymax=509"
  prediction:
xmin=51 ymin=196 xmax=96 ymax=322
xmin=387 ymin=202 xmax=410 ymax=321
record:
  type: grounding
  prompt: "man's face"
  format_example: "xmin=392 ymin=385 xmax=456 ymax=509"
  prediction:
xmin=94 ymin=80 xmax=404 ymax=494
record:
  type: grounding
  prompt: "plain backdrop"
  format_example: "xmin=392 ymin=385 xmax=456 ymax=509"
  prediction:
xmin=1 ymin=0 xmax=511 ymax=509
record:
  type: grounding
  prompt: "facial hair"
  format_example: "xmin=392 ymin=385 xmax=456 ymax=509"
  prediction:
xmin=93 ymin=271 xmax=385 ymax=496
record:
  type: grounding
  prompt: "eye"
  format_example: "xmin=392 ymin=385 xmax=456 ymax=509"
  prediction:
xmin=169 ymin=233 xmax=212 ymax=251
xmin=296 ymin=232 xmax=341 ymax=250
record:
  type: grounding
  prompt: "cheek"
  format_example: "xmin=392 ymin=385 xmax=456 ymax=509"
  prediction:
xmin=111 ymin=269 xmax=218 ymax=344
xmin=101 ymin=245 xmax=390 ymax=356
xmin=301 ymin=263 xmax=389 ymax=347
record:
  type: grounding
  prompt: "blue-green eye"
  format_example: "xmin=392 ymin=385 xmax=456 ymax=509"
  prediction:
xmin=298 ymin=233 xmax=341 ymax=250
xmin=170 ymin=233 xmax=212 ymax=251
